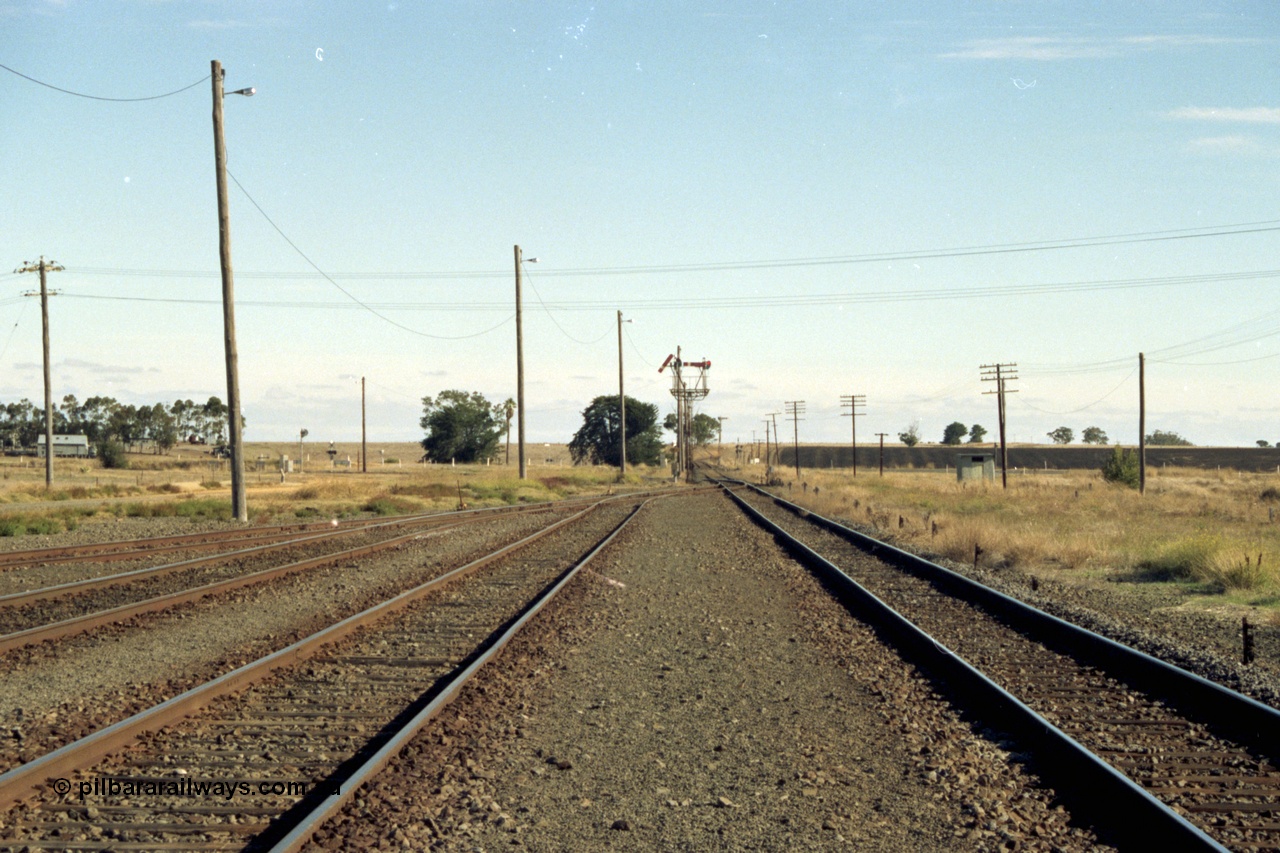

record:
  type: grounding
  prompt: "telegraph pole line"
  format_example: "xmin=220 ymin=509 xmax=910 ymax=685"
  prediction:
xmin=840 ymin=393 xmax=866 ymax=477
xmin=876 ymin=432 xmax=888 ymax=477
xmin=980 ymin=362 xmax=1019 ymax=490
xmin=717 ymin=416 xmax=728 ymax=465
xmin=514 ymin=245 xmax=527 ymax=480
xmin=617 ymin=311 xmax=627 ymax=478
xmin=361 ymin=377 xmax=367 ymax=474
xmin=211 ymin=59 xmax=252 ymax=522
xmin=785 ymin=400 xmax=805 ymax=480
xmin=1139 ymin=352 xmax=1146 ymax=495
xmin=15 ymin=257 xmax=62 ymax=488
xmin=768 ymin=412 xmax=781 ymax=469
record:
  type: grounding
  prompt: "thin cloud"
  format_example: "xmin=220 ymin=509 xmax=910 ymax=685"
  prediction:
xmin=1167 ymin=106 xmax=1280 ymax=123
xmin=941 ymin=34 xmax=1254 ymax=61
xmin=187 ymin=19 xmax=252 ymax=30
xmin=1186 ymin=135 xmax=1264 ymax=154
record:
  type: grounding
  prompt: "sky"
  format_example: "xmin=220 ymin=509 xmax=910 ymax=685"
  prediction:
xmin=2 ymin=1 xmax=1279 ymax=449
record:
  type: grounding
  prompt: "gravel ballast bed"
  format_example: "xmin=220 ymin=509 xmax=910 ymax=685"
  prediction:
xmin=305 ymin=492 xmax=1109 ymax=851
xmin=0 ymin=509 xmax=573 ymax=773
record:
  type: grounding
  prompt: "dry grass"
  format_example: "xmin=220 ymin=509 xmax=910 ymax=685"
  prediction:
xmin=0 ymin=443 xmax=659 ymax=532
xmin=720 ymin=455 xmax=1280 ymax=599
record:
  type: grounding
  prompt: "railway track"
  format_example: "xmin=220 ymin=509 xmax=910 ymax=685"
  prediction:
xmin=720 ymin=479 xmax=1280 ymax=852
xmin=0 ymin=495 xmax=650 ymax=852
xmin=0 ymin=493 xmax=660 ymax=655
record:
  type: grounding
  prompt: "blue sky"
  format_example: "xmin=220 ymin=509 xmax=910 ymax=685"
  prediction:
xmin=1 ymin=1 xmax=1278 ymax=448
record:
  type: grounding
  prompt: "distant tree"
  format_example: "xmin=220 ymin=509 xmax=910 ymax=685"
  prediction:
xmin=690 ymin=413 xmax=720 ymax=446
xmin=1259 ymin=440 xmax=1272 ymax=448
xmin=898 ymin=423 xmax=921 ymax=447
xmin=967 ymin=424 xmax=988 ymax=444
xmin=663 ymin=412 xmax=678 ymax=433
xmin=419 ymin=390 xmax=504 ymax=463
xmin=568 ymin=395 xmax=665 ymax=466
xmin=1047 ymin=426 xmax=1074 ymax=445
xmin=502 ymin=398 xmax=516 ymax=465
xmin=1100 ymin=446 xmax=1140 ymax=488
xmin=941 ymin=422 xmax=968 ymax=445
xmin=0 ymin=400 xmax=40 ymax=448
xmin=1146 ymin=429 xmax=1193 ymax=447
xmin=1082 ymin=426 xmax=1109 ymax=445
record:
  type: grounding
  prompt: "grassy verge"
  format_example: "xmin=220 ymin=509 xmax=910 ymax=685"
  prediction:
xmin=726 ymin=459 xmax=1280 ymax=606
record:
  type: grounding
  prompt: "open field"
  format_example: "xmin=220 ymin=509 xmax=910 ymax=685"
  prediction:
xmin=0 ymin=442 xmax=659 ymax=536
xmin=718 ymin=451 xmax=1280 ymax=616
xmin=770 ymin=443 xmax=1280 ymax=473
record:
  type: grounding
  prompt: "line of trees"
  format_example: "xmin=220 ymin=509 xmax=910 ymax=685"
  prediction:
xmin=0 ymin=395 xmax=234 ymax=454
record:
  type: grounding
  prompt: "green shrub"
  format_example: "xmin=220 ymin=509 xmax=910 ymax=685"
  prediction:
xmin=1101 ymin=446 xmax=1140 ymax=488
xmin=96 ymin=439 xmax=129 ymax=469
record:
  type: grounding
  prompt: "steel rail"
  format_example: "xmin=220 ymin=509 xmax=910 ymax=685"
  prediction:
xmin=0 ymin=501 xmax=560 ymax=610
xmin=0 ymin=499 xmax=607 ymax=812
xmin=735 ymin=479 xmax=1280 ymax=758
xmin=0 ymin=494 xmax=586 ymax=571
xmin=718 ymin=480 xmax=1228 ymax=853
xmin=263 ymin=499 xmax=649 ymax=852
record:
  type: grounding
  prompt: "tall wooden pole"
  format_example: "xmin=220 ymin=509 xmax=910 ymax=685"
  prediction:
xmin=514 ymin=245 xmax=527 ymax=479
xmin=361 ymin=376 xmax=367 ymax=474
xmin=1139 ymin=352 xmax=1146 ymax=495
xmin=993 ymin=368 xmax=1003 ymax=489
xmin=876 ymin=432 xmax=888 ymax=476
xmin=617 ymin=310 xmax=626 ymax=478
xmin=39 ymin=264 xmax=52 ymax=487
xmin=15 ymin=258 xmax=61 ymax=487
xmin=211 ymin=60 xmax=247 ymax=522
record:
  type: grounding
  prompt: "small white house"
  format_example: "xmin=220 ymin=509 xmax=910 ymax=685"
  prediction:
xmin=36 ymin=434 xmax=92 ymax=458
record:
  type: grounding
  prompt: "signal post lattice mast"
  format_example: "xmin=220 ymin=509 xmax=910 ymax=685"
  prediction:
xmin=659 ymin=348 xmax=711 ymax=480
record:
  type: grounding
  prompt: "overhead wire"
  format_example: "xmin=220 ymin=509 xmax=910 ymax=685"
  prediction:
xmin=61 ymin=215 xmax=1280 ymax=281
xmin=0 ymin=62 xmax=209 ymax=102
xmin=226 ymin=168 xmax=511 ymax=341
xmin=1020 ymin=368 xmax=1137 ymax=416
xmin=0 ymin=300 xmax=31 ymax=364
xmin=520 ymin=262 xmax=613 ymax=345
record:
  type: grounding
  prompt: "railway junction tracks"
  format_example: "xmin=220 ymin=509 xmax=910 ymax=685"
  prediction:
xmin=0 ymin=495 xmax=625 ymax=654
xmin=0 ymin=492 xmax=659 ymax=851
xmin=718 ymin=478 xmax=1280 ymax=852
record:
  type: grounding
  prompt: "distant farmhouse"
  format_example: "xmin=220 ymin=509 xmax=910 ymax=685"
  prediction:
xmin=36 ymin=434 xmax=93 ymax=458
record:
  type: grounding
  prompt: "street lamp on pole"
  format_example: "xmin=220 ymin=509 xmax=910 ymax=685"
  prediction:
xmin=211 ymin=59 xmax=254 ymax=523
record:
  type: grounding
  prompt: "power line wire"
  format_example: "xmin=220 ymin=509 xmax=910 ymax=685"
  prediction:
xmin=60 ymin=216 xmax=1280 ymax=281
xmin=520 ymin=262 xmax=613 ymax=346
xmin=0 ymin=62 xmax=209 ymax=102
xmin=1021 ymin=368 xmax=1137 ymax=416
xmin=226 ymin=169 xmax=511 ymax=341
xmin=52 ymin=268 xmax=1280 ymax=312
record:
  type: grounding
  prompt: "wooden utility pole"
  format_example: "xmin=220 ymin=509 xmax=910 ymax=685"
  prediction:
xmin=717 ymin=416 xmax=728 ymax=464
xmin=617 ymin=310 xmax=626 ymax=478
xmin=876 ymin=432 xmax=888 ymax=476
xmin=768 ymin=409 xmax=778 ymax=466
xmin=211 ymin=59 xmax=249 ymax=522
xmin=980 ymin=362 xmax=1018 ymax=490
xmin=361 ymin=376 xmax=367 ymax=473
xmin=514 ymin=245 xmax=527 ymax=479
xmin=841 ymin=393 xmax=865 ymax=477
xmin=762 ymin=419 xmax=770 ymax=477
xmin=1139 ymin=352 xmax=1146 ymax=495
xmin=15 ymin=257 xmax=62 ymax=487
xmin=785 ymin=400 xmax=805 ymax=480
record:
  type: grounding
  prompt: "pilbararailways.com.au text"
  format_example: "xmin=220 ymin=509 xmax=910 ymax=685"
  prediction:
xmin=54 ymin=776 xmax=340 ymax=801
